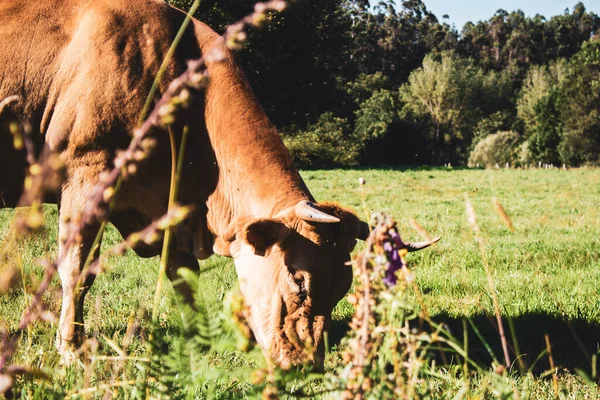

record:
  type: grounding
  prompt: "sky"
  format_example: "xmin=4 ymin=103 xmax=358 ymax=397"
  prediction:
xmin=381 ymin=0 xmax=600 ymax=31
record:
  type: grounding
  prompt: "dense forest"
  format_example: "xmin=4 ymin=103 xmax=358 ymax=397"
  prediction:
xmin=171 ymin=0 xmax=600 ymax=167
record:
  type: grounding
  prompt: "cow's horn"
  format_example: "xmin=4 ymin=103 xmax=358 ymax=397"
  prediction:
xmin=0 ymin=95 xmax=19 ymax=116
xmin=295 ymin=201 xmax=340 ymax=223
xmin=355 ymin=219 xmax=440 ymax=249
xmin=404 ymin=237 xmax=441 ymax=252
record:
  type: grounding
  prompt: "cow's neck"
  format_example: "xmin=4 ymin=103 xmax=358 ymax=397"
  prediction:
xmin=200 ymin=52 xmax=311 ymax=255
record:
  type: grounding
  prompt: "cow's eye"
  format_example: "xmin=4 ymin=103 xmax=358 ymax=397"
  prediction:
xmin=286 ymin=270 xmax=303 ymax=288
xmin=295 ymin=276 xmax=307 ymax=305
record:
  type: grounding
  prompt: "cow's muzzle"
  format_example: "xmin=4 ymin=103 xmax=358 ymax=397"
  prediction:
xmin=271 ymin=312 xmax=326 ymax=370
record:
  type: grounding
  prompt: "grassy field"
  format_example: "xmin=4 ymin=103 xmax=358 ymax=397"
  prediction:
xmin=1 ymin=167 xmax=599 ymax=398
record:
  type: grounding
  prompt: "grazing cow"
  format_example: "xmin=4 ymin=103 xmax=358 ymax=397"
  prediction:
xmin=0 ymin=0 xmax=436 ymax=366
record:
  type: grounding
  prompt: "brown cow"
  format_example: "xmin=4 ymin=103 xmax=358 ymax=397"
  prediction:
xmin=0 ymin=0 xmax=436 ymax=366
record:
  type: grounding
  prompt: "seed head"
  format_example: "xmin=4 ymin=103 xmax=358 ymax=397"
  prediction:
xmin=29 ymin=163 xmax=42 ymax=176
xmin=0 ymin=264 xmax=21 ymax=294
xmin=103 ymin=187 xmax=114 ymax=202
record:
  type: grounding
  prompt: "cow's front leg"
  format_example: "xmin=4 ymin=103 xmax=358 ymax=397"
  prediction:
xmin=55 ymin=178 xmax=102 ymax=360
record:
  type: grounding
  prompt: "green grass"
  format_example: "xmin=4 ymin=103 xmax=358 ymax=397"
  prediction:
xmin=1 ymin=167 xmax=599 ymax=398
xmin=303 ymin=167 xmax=600 ymax=322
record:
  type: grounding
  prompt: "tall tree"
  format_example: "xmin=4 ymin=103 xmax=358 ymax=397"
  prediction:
xmin=457 ymin=3 xmax=600 ymax=76
xmin=347 ymin=0 xmax=457 ymax=85
xmin=559 ymin=38 xmax=600 ymax=165
xmin=517 ymin=61 xmax=567 ymax=136
xmin=399 ymin=53 xmax=486 ymax=163
xmin=170 ymin=0 xmax=354 ymax=129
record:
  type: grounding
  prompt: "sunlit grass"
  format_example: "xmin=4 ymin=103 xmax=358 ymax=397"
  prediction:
xmin=304 ymin=167 xmax=600 ymax=323
xmin=1 ymin=167 xmax=599 ymax=397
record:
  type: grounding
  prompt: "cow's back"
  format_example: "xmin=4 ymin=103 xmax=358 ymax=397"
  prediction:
xmin=0 ymin=1 xmax=72 ymax=115
xmin=0 ymin=0 xmax=72 ymax=206
xmin=0 ymin=0 xmax=205 ymax=207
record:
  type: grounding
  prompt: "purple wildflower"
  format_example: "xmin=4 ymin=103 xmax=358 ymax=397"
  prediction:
xmin=389 ymin=230 xmax=406 ymax=249
xmin=382 ymin=231 xmax=406 ymax=287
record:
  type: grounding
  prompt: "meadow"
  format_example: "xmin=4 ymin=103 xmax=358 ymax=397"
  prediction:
xmin=1 ymin=167 xmax=599 ymax=398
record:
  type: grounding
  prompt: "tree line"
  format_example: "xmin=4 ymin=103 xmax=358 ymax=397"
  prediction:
xmin=171 ymin=0 xmax=600 ymax=167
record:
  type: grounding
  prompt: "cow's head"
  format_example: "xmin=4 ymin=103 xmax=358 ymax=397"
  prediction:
xmin=229 ymin=200 xmax=438 ymax=368
xmin=229 ymin=201 xmax=360 ymax=368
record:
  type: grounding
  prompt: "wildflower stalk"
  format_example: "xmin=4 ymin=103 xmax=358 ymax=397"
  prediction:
xmin=0 ymin=260 xmax=57 ymax=372
xmin=339 ymin=212 xmax=445 ymax=398
xmin=463 ymin=319 xmax=469 ymax=379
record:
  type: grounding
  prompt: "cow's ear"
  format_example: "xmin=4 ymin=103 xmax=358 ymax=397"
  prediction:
xmin=243 ymin=219 xmax=290 ymax=256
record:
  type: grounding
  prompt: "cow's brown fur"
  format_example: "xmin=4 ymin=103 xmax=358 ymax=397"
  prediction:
xmin=0 ymin=0 xmax=359 ymax=366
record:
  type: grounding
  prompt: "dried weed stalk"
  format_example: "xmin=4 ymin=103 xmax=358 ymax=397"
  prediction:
xmin=337 ymin=213 xmax=440 ymax=399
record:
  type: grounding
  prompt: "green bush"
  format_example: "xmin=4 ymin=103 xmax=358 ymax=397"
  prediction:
xmin=284 ymin=84 xmax=399 ymax=168
xmin=468 ymin=130 xmax=522 ymax=168
xmin=353 ymin=89 xmax=398 ymax=143
xmin=470 ymin=111 xmax=516 ymax=152
xmin=283 ymin=112 xmax=362 ymax=168
xmin=343 ymin=72 xmax=391 ymax=105
xmin=517 ymin=141 xmax=534 ymax=166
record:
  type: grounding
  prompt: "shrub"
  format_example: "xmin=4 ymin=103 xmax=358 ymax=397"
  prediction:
xmin=353 ymin=89 xmax=398 ymax=143
xmin=517 ymin=141 xmax=534 ymax=166
xmin=471 ymin=111 xmax=516 ymax=152
xmin=468 ymin=130 xmax=521 ymax=168
xmin=283 ymin=112 xmax=362 ymax=169
xmin=284 ymin=87 xmax=399 ymax=169
xmin=343 ymin=72 xmax=391 ymax=105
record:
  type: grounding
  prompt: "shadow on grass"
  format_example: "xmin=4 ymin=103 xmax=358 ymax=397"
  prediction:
xmin=439 ymin=312 xmax=600 ymax=375
xmin=329 ymin=312 xmax=600 ymax=377
xmin=329 ymin=319 xmax=351 ymax=348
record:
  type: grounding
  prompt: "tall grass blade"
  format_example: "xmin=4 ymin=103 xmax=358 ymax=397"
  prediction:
xmin=464 ymin=193 xmax=511 ymax=369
